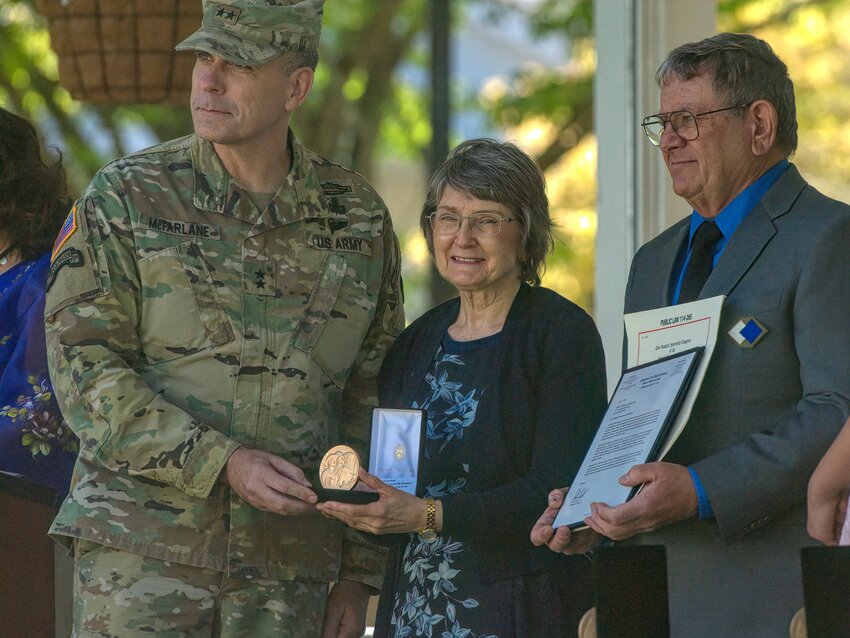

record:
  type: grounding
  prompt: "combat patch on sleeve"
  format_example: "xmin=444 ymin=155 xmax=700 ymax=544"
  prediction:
xmin=45 ymin=247 xmax=84 ymax=292
xmin=44 ymin=196 xmax=106 ymax=318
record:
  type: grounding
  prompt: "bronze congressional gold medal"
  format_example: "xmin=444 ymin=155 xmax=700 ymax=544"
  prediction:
xmin=319 ymin=445 xmax=361 ymax=490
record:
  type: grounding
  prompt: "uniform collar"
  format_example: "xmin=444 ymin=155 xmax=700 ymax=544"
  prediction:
xmin=190 ymin=128 xmax=327 ymax=230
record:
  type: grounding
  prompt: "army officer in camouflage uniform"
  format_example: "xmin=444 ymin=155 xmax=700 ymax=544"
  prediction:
xmin=43 ymin=1 xmax=404 ymax=636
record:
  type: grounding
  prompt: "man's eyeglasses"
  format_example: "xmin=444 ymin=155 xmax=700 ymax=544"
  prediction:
xmin=641 ymin=103 xmax=753 ymax=146
xmin=428 ymin=211 xmax=516 ymax=237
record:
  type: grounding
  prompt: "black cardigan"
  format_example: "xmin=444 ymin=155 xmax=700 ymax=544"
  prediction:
xmin=378 ymin=283 xmax=607 ymax=582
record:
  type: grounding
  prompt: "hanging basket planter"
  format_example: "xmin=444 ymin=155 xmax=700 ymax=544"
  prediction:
xmin=36 ymin=0 xmax=202 ymax=105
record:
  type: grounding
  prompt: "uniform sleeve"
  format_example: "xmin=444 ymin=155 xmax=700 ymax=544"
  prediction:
xmin=44 ymin=172 xmax=241 ymax=499
xmin=337 ymin=200 xmax=404 ymax=586
xmin=338 ymin=527 xmax=389 ymax=590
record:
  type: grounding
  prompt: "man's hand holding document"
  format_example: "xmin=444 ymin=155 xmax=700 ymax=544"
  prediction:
xmin=553 ymin=296 xmax=724 ymax=529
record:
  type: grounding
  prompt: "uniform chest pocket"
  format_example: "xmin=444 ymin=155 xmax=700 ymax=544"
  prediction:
xmin=291 ymin=252 xmax=376 ymax=387
xmin=137 ymin=241 xmax=234 ymax=363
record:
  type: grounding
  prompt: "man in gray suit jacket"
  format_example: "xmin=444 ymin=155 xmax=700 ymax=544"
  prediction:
xmin=533 ymin=33 xmax=850 ymax=637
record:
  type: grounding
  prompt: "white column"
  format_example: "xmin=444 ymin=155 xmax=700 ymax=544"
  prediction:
xmin=593 ymin=0 xmax=715 ymax=393
xmin=593 ymin=0 xmax=635 ymax=393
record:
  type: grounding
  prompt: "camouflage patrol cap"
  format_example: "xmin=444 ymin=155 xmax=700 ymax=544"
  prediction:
xmin=175 ymin=0 xmax=324 ymax=66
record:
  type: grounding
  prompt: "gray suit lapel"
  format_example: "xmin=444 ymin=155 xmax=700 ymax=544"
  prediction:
xmin=626 ymin=220 xmax=688 ymax=312
xmin=700 ymin=164 xmax=806 ymax=300
xmin=700 ymin=208 xmax=776 ymax=299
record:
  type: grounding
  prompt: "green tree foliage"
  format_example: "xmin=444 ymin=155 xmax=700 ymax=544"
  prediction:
xmin=294 ymin=0 xmax=428 ymax=178
xmin=0 ymin=0 xmax=430 ymax=191
xmin=474 ymin=0 xmax=597 ymax=309
xmin=0 ymin=1 xmax=195 ymax=192
xmin=479 ymin=0 xmax=593 ymax=172
xmin=720 ymin=0 xmax=850 ymax=203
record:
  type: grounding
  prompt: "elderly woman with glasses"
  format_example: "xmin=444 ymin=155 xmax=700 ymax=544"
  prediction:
xmin=318 ymin=138 xmax=607 ymax=637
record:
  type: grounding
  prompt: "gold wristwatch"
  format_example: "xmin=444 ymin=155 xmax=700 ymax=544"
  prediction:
xmin=418 ymin=498 xmax=437 ymax=542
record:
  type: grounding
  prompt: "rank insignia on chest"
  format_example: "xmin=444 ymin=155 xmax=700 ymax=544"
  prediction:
xmin=728 ymin=316 xmax=768 ymax=348
xmin=305 ymin=232 xmax=371 ymax=256
xmin=304 ymin=215 xmax=350 ymax=234
xmin=244 ymin=261 xmax=276 ymax=296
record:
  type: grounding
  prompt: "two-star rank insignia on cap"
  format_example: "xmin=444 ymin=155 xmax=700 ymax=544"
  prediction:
xmin=728 ymin=317 xmax=768 ymax=348
xmin=213 ymin=4 xmax=241 ymax=24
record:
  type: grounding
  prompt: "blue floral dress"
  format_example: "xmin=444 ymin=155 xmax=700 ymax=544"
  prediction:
xmin=0 ymin=253 xmax=77 ymax=500
xmin=387 ymin=332 xmax=506 ymax=638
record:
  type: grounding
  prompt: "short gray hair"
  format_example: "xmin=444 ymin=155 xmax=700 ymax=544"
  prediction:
xmin=657 ymin=32 xmax=797 ymax=154
xmin=282 ymin=47 xmax=318 ymax=72
xmin=420 ymin=138 xmax=554 ymax=286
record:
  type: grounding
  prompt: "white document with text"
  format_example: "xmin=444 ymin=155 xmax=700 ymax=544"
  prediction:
xmin=553 ymin=348 xmax=703 ymax=529
xmin=623 ymin=294 xmax=724 ymax=458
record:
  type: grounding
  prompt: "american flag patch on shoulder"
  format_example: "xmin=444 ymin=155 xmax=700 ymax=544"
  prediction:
xmin=51 ymin=205 xmax=77 ymax=262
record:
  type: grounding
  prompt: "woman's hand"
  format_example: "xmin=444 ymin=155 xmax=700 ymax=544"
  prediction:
xmin=531 ymin=487 xmax=602 ymax=554
xmin=316 ymin=468 xmax=431 ymax=535
xmin=807 ymin=417 xmax=850 ymax=545
xmin=807 ymin=486 xmax=848 ymax=546
xmin=808 ymin=457 xmax=850 ymax=546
